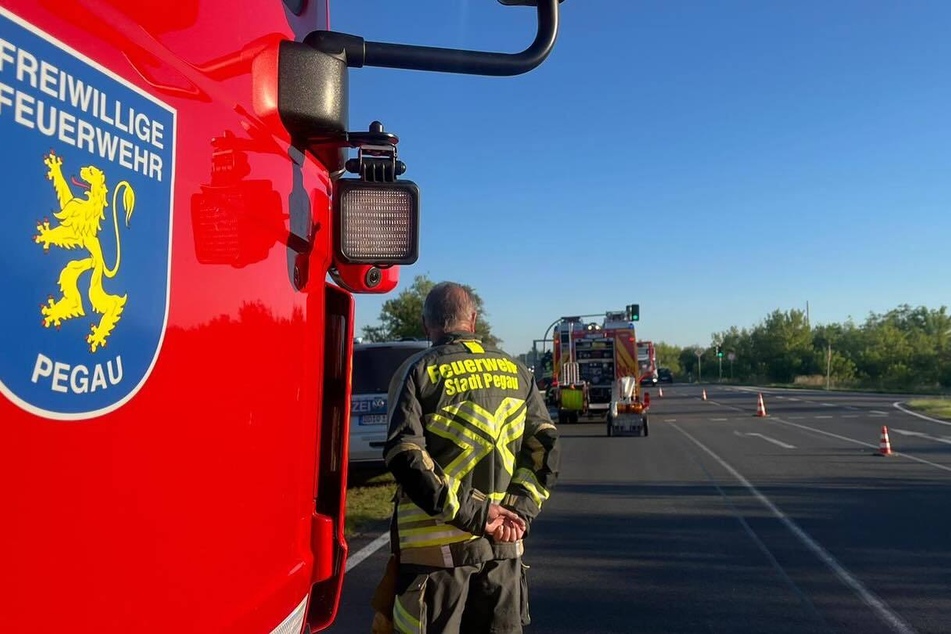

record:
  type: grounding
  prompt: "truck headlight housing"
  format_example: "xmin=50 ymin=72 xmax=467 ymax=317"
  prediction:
xmin=334 ymin=179 xmax=420 ymax=266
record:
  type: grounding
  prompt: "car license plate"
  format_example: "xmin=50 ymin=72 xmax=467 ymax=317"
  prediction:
xmin=359 ymin=414 xmax=388 ymax=426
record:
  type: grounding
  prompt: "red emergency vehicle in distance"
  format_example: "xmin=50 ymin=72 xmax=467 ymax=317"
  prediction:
xmin=0 ymin=1 xmax=564 ymax=633
xmin=637 ymin=340 xmax=658 ymax=386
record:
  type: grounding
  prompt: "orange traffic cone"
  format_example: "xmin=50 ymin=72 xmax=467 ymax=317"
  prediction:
xmin=754 ymin=393 xmax=768 ymax=417
xmin=702 ymin=389 xmax=707 ymax=401
xmin=659 ymin=386 xmax=664 ymax=397
xmin=879 ymin=426 xmax=893 ymax=456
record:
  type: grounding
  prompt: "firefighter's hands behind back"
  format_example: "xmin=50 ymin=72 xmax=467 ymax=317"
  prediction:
xmin=486 ymin=503 xmax=526 ymax=542
xmin=492 ymin=517 xmax=526 ymax=543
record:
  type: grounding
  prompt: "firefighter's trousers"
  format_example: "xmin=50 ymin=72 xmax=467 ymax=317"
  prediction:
xmin=389 ymin=557 xmax=529 ymax=634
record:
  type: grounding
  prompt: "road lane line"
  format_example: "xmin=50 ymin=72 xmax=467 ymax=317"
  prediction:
xmin=892 ymin=428 xmax=951 ymax=446
xmin=893 ymin=401 xmax=951 ymax=428
xmin=745 ymin=432 xmax=796 ymax=449
xmin=672 ymin=424 xmax=919 ymax=634
xmin=871 ymin=410 xmax=888 ymax=416
xmin=346 ymin=532 xmax=390 ymax=572
xmin=711 ymin=417 xmax=728 ymax=421
xmin=688 ymin=441 xmax=831 ymax=630
xmin=769 ymin=418 xmax=951 ymax=474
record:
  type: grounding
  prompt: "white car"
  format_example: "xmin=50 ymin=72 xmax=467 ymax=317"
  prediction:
xmin=349 ymin=340 xmax=430 ymax=464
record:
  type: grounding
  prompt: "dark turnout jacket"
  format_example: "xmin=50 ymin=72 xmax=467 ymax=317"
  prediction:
xmin=382 ymin=332 xmax=560 ymax=568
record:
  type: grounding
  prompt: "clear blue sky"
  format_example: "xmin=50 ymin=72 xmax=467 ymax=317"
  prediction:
xmin=331 ymin=1 xmax=951 ymax=354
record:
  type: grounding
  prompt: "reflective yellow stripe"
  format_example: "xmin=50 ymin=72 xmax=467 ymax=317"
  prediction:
xmin=441 ymin=475 xmax=461 ymax=522
xmin=397 ymin=504 xmax=436 ymax=525
xmin=511 ymin=467 xmax=550 ymax=507
xmin=397 ymin=492 xmax=474 ymax=549
xmin=461 ymin=340 xmax=485 ymax=354
xmin=394 ymin=595 xmax=421 ymax=634
xmin=497 ymin=410 xmax=526 ymax=476
xmin=428 ymin=413 xmax=495 ymax=478
xmin=399 ymin=525 xmax=469 ymax=538
xmin=400 ymin=526 xmax=476 ymax=549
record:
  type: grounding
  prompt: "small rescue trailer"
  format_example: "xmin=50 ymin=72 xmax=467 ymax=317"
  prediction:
xmin=607 ymin=376 xmax=650 ymax=437
xmin=555 ymin=361 xmax=589 ymax=424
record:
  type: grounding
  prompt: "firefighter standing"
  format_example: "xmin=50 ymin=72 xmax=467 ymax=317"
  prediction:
xmin=376 ymin=281 xmax=561 ymax=633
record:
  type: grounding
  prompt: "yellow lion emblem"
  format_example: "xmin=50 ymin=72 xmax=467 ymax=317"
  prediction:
xmin=34 ymin=151 xmax=136 ymax=353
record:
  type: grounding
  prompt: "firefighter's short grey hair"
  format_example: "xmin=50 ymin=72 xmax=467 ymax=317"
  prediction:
xmin=423 ymin=282 xmax=476 ymax=331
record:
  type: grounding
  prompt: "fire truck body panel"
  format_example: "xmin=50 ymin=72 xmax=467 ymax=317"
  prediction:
xmin=0 ymin=1 xmax=345 ymax=632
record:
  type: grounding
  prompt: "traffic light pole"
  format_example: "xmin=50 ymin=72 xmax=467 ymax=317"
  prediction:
xmin=718 ymin=356 xmax=722 ymax=382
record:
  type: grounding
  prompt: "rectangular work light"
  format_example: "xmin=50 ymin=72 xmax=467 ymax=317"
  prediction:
xmin=334 ymin=179 xmax=420 ymax=265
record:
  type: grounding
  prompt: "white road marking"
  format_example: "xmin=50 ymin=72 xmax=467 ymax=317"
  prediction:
xmin=346 ymin=532 xmax=390 ymax=572
xmin=891 ymin=429 xmax=951 ymax=446
xmin=871 ymin=410 xmax=888 ymax=416
xmin=893 ymin=401 xmax=951 ymax=427
xmin=745 ymin=432 xmax=796 ymax=449
xmin=672 ymin=424 xmax=918 ymax=634
xmin=711 ymin=417 xmax=728 ymax=421
xmin=663 ymin=418 xmax=678 ymax=422
xmin=770 ymin=417 xmax=951 ymax=474
xmin=815 ymin=416 xmax=833 ymax=419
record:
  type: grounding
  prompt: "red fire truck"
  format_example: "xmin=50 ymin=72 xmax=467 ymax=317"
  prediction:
xmin=0 ymin=1 xmax=564 ymax=632
xmin=637 ymin=340 xmax=658 ymax=386
xmin=551 ymin=311 xmax=640 ymax=422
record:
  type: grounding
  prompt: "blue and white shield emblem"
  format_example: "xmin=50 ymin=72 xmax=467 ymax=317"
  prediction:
xmin=0 ymin=7 xmax=175 ymax=420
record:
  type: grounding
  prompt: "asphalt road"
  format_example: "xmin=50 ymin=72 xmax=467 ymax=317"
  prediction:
xmin=327 ymin=385 xmax=951 ymax=633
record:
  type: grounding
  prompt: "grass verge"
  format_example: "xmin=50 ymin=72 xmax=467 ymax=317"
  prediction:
xmin=906 ymin=398 xmax=951 ymax=421
xmin=345 ymin=469 xmax=396 ymax=539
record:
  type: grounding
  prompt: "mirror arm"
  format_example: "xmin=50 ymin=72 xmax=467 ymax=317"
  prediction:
xmin=304 ymin=0 xmax=559 ymax=77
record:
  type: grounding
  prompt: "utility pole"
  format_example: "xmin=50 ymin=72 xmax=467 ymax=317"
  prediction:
xmin=695 ymin=348 xmax=703 ymax=383
xmin=826 ymin=341 xmax=832 ymax=391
